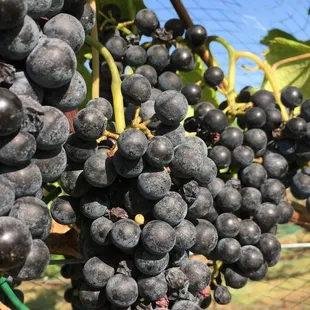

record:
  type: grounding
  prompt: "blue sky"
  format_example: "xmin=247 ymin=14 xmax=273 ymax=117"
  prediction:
xmin=145 ymin=0 xmax=310 ymax=92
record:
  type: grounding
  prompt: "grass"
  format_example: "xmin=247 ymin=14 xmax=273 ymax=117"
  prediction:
xmin=15 ymin=224 xmax=310 ymax=310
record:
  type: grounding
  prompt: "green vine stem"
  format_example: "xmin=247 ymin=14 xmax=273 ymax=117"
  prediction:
xmin=127 ymin=0 xmax=138 ymax=34
xmin=85 ymin=35 xmax=126 ymax=133
xmin=207 ymin=36 xmax=290 ymax=122
xmin=0 ymin=277 xmax=29 ymax=310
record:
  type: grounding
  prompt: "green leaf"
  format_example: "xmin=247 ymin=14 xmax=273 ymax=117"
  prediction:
xmin=260 ymin=29 xmax=297 ymax=46
xmin=261 ymin=36 xmax=310 ymax=100
xmin=178 ymin=55 xmax=220 ymax=118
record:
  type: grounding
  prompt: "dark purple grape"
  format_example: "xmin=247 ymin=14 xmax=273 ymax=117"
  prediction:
xmin=158 ymin=71 xmax=182 ymax=92
xmin=237 ymin=245 xmax=264 ymax=273
xmin=174 ymin=219 xmax=197 ymax=250
xmin=219 ymin=126 xmax=244 ymax=150
xmin=263 ymin=108 xmax=282 ymax=131
xmin=240 ymin=163 xmax=267 ymax=188
xmin=125 ymin=46 xmax=147 ymax=67
xmin=281 ymin=86 xmax=303 ymax=108
xmin=203 ymin=66 xmax=224 ymax=87
xmin=194 ymin=101 xmax=215 ymax=119
xmin=78 ymin=282 xmax=105 ymax=309
xmin=260 ymin=178 xmax=285 ymax=204
xmin=215 ymin=213 xmax=240 ymax=238
xmin=240 ymin=187 xmax=262 ymax=212
xmin=0 ymin=217 xmax=32 ymax=271
xmin=105 ymin=35 xmax=127 ymax=60
xmin=137 ymin=273 xmax=168 ymax=301
xmin=223 ymin=265 xmax=248 ymax=289
xmin=216 ymin=238 xmax=241 ymax=264
xmin=214 ymin=285 xmax=231 ymax=305
xmin=257 ymin=233 xmax=281 ymax=260
xmin=135 ymin=9 xmax=159 ymax=36
xmin=90 ymin=216 xmax=113 ymax=245
xmin=278 ymin=201 xmax=294 ymax=224
xmin=147 ymin=45 xmax=169 ymax=71
xmin=245 ymin=107 xmax=266 ymax=128
xmin=301 ymin=99 xmax=310 ymax=122
xmin=263 ymin=152 xmax=288 ymax=179
xmin=181 ymin=83 xmax=202 ymax=105
xmin=209 ymin=145 xmax=231 ymax=169
xmin=251 ymin=90 xmax=276 ymax=110
xmin=207 ymin=178 xmax=225 ymax=198
xmin=290 ymin=170 xmax=310 ymax=199
xmin=202 ymin=109 xmax=228 ymax=133
xmin=249 ymin=261 xmax=268 ymax=281
xmin=186 ymin=24 xmax=207 ymax=47
xmin=170 ymin=47 xmax=195 ymax=72
xmin=254 ymin=202 xmax=281 ymax=231
xmin=285 ymin=117 xmax=307 ymax=139
xmin=135 ymin=65 xmax=158 ymax=87
xmin=0 ymin=0 xmax=27 ymax=30
xmin=164 ymin=18 xmax=185 ymax=38
xmin=232 ymin=145 xmax=254 ymax=168
xmin=51 ymin=196 xmax=78 ymax=225
xmin=237 ymin=219 xmax=261 ymax=245
xmin=216 ymin=187 xmax=242 ymax=212
xmin=156 ymin=123 xmax=185 ymax=147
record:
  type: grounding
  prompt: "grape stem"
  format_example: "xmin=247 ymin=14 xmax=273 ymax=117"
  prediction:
xmin=271 ymin=52 xmax=310 ymax=71
xmin=86 ymin=35 xmax=126 ymax=133
xmin=89 ymin=0 xmax=100 ymax=99
xmin=211 ymin=261 xmax=223 ymax=285
xmin=42 ymin=186 xmax=62 ymax=204
xmin=97 ymin=130 xmax=120 ymax=144
xmin=0 ymin=277 xmax=29 ymax=310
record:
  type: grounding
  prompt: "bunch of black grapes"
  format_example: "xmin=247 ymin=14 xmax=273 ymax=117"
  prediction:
xmin=0 ymin=1 xmax=309 ymax=309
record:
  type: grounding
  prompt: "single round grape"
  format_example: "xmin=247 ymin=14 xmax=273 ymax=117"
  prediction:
xmin=158 ymin=71 xmax=182 ymax=92
xmin=105 ymin=274 xmax=138 ymax=307
xmin=171 ymin=300 xmax=201 ymax=310
xmin=237 ymin=245 xmax=264 ymax=273
xmin=43 ymin=71 xmax=86 ymax=112
xmin=78 ymin=282 xmax=105 ymax=309
xmin=45 ymin=0 xmax=65 ymax=18
xmin=105 ymin=35 xmax=127 ymax=60
xmin=137 ymin=168 xmax=171 ymax=200
xmin=83 ymin=256 xmax=115 ymax=288
xmin=111 ymin=219 xmax=141 ymax=250
xmin=112 ymin=151 xmax=144 ymax=178
xmin=260 ymin=178 xmax=285 ymax=205
xmin=125 ymin=45 xmax=147 ymax=67
xmin=9 ymin=71 xmax=43 ymax=103
xmin=276 ymin=138 xmax=296 ymax=156
xmin=147 ymin=45 xmax=170 ymax=71
xmin=164 ymin=18 xmax=185 ymax=38
xmin=36 ymin=106 xmax=70 ymax=150
xmin=152 ymin=191 xmax=187 ymax=226
xmin=121 ymin=74 xmax=151 ymax=105
xmin=254 ymin=202 xmax=281 ymax=232
xmin=145 ymin=136 xmax=174 ymax=167
xmin=291 ymin=169 xmax=310 ymax=200
xmin=0 ymin=217 xmax=32 ymax=271
xmin=237 ymin=219 xmax=261 ymax=245
xmin=202 ymin=109 xmax=228 ymax=133
xmin=215 ymin=213 xmax=240 ymax=238
xmin=0 ymin=162 xmax=42 ymax=198
xmin=224 ymin=265 xmax=248 ymax=289
xmin=26 ymin=38 xmax=77 ymax=88
xmin=118 ymin=128 xmax=148 ymax=160
xmin=135 ymin=65 xmax=158 ymax=86
xmin=285 ymin=117 xmax=307 ymax=139
xmin=240 ymin=187 xmax=262 ymax=212
xmin=181 ymin=83 xmax=202 ymax=105
xmin=180 ymin=259 xmax=210 ymax=294
xmin=191 ymin=219 xmax=218 ymax=256
xmin=172 ymin=143 xmax=203 ymax=179
xmin=219 ymin=126 xmax=244 ymax=150
xmin=0 ymin=131 xmax=36 ymax=166
xmin=203 ymin=66 xmax=224 ymax=87
xmin=0 ymin=88 xmax=23 ymax=136
xmin=209 ymin=145 xmax=231 ymax=169
xmin=216 ymin=238 xmax=241 ymax=264
xmin=245 ymin=107 xmax=266 ymax=128
xmin=51 ymin=195 xmax=78 ymax=225
xmin=0 ymin=15 xmax=39 ymax=60
xmin=240 ymin=163 xmax=267 ymax=188
xmin=141 ymin=220 xmax=176 ymax=255
xmin=278 ymin=201 xmax=294 ymax=224
xmin=170 ymin=47 xmax=195 ymax=72
xmin=214 ymin=285 xmax=231 ymax=305
xmin=263 ymin=107 xmax=282 ymax=131
xmin=249 ymin=261 xmax=268 ymax=281
xmin=281 ymin=86 xmax=303 ymax=108
xmin=0 ymin=0 xmax=27 ymax=30
xmin=207 ymin=177 xmax=225 ymax=198
xmin=186 ymin=24 xmax=207 ymax=47
xmin=27 ymin=0 xmax=52 ymax=20
xmin=174 ymin=219 xmax=196 ymax=250
xmin=263 ymin=152 xmax=288 ymax=179
xmin=86 ymin=97 xmax=113 ymax=120
xmin=155 ymin=90 xmax=188 ymax=126
xmin=9 ymin=196 xmax=51 ymax=240
xmin=156 ymin=123 xmax=185 ymax=147
xmin=134 ymin=246 xmax=169 ymax=276
xmin=43 ymin=13 xmax=85 ymax=52
xmin=80 ymin=191 xmax=109 ymax=219
xmin=138 ymin=272 xmax=168 ymax=301
xmin=194 ymin=101 xmax=215 ymax=119
xmin=251 ymin=90 xmax=276 ymax=110
xmin=10 ymin=239 xmax=49 ymax=280
xmin=135 ymin=9 xmax=159 ymax=36
xmin=232 ymin=145 xmax=254 ymax=168
xmin=244 ymin=128 xmax=267 ymax=156
xmin=90 ymin=216 xmax=113 ymax=245
xmin=84 ymin=151 xmax=117 ymax=187
xmin=216 ymin=187 xmax=242 ymax=212
xmin=184 ymin=135 xmax=208 ymax=157
xmin=257 ymin=233 xmax=281 ymax=261
xmin=64 ymin=134 xmax=97 ymax=163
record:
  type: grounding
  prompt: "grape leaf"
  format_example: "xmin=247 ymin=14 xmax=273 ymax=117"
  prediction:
xmin=261 ymin=36 xmax=310 ymax=100
xmin=178 ymin=55 xmax=219 ymax=118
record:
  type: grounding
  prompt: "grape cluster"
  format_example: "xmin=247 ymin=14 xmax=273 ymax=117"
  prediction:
xmin=0 ymin=1 xmax=308 ymax=310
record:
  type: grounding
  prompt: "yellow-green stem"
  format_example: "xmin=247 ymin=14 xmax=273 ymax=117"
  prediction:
xmin=89 ymin=0 xmax=100 ymax=98
xmin=86 ymin=35 xmax=126 ymax=133
xmin=235 ymin=51 xmax=289 ymax=122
